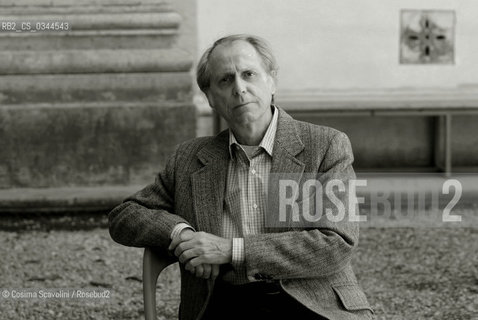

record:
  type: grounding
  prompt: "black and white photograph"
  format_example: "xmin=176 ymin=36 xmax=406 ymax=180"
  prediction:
xmin=1 ymin=1 xmax=477 ymax=319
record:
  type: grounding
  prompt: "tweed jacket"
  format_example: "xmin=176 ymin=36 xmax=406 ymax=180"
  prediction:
xmin=109 ymin=107 xmax=374 ymax=320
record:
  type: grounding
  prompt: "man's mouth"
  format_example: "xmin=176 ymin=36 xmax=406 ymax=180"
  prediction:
xmin=234 ymin=102 xmax=252 ymax=108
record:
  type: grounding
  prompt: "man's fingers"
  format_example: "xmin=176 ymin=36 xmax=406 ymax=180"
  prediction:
xmin=194 ymin=265 xmax=204 ymax=278
xmin=185 ymin=261 xmax=194 ymax=272
xmin=178 ymin=248 xmax=202 ymax=264
xmin=188 ymin=264 xmax=217 ymax=280
xmin=168 ymin=236 xmax=182 ymax=252
xmin=172 ymin=231 xmax=232 ymax=266
xmin=211 ymin=264 xmax=220 ymax=280
xmin=174 ymin=240 xmax=199 ymax=258
xmin=185 ymin=257 xmax=203 ymax=271
xmin=201 ymin=264 xmax=212 ymax=279
xmin=168 ymin=229 xmax=195 ymax=251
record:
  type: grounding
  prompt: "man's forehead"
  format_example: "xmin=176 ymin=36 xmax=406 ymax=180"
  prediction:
xmin=209 ymin=40 xmax=262 ymax=69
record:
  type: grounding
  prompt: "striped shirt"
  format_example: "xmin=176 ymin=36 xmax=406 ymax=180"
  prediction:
xmin=171 ymin=106 xmax=278 ymax=285
xmin=223 ymin=106 xmax=278 ymax=284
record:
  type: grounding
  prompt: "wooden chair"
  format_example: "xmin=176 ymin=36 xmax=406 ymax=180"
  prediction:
xmin=143 ymin=247 xmax=177 ymax=320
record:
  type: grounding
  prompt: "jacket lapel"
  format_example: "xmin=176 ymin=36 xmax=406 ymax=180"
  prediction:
xmin=191 ymin=108 xmax=306 ymax=234
xmin=271 ymin=108 xmax=305 ymax=174
xmin=268 ymin=109 xmax=306 ymax=230
xmin=191 ymin=130 xmax=229 ymax=235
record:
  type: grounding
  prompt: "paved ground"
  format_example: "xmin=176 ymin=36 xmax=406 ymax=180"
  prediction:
xmin=1 ymin=208 xmax=478 ymax=319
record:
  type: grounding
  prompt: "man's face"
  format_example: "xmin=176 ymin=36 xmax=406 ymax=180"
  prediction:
xmin=205 ymin=40 xmax=276 ymax=127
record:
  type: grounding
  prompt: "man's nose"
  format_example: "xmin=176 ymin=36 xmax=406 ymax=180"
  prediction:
xmin=233 ymin=76 xmax=246 ymax=96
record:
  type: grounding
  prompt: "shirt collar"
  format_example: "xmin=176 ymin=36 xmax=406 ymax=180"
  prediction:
xmin=228 ymin=105 xmax=278 ymax=158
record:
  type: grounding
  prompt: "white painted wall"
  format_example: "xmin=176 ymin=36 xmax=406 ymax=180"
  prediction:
xmin=197 ymin=0 xmax=478 ymax=92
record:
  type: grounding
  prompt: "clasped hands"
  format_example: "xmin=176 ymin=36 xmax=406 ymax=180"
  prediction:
xmin=168 ymin=229 xmax=232 ymax=280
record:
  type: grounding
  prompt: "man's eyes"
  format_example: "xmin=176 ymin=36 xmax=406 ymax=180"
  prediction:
xmin=219 ymin=75 xmax=233 ymax=83
xmin=243 ymin=71 xmax=255 ymax=78
xmin=218 ymin=71 xmax=256 ymax=84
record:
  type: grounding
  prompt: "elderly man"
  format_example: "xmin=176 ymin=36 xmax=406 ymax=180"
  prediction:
xmin=109 ymin=34 xmax=374 ymax=320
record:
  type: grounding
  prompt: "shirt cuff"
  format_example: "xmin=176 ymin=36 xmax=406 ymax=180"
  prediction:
xmin=170 ymin=223 xmax=195 ymax=240
xmin=232 ymin=238 xmax=245 ymax=268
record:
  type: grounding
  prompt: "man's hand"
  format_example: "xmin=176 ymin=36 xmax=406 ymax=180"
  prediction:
xmin=169 ymin=228 xmax=195 ymax=252
xmin=169 ymin=229 xmax=226 ymax=279
xmin=169 ymin=231 xmax=232 ymax=274
xmin=191 ymin=263 xmax=220 ymax=280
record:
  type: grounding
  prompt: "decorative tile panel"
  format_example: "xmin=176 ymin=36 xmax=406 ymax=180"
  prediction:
xmin=400 ymin=10 xmax=455 ymax=64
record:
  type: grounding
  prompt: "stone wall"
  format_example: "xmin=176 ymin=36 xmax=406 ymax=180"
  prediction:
xmin=0 ymin=0 xmax=197 ymax=210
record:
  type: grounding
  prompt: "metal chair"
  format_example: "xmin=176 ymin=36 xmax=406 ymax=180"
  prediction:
xmin=143 ymin=247 xmax=177 ymax=320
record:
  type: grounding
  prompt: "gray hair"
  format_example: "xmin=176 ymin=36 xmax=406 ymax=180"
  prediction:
xmin=196 ymin=34 xmax=278 ymax=93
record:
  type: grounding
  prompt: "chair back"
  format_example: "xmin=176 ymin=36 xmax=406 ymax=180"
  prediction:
xmin=143 ymin=247 xmax=176 ymax=320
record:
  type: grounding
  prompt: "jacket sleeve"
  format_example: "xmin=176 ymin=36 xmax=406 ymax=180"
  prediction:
xmin=108 ymin=146 xmax=190 ymax=249
xmin=244 ymin=132 xmax=360 ymax=280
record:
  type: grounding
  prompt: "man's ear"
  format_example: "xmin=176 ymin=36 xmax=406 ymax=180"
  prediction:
xmin=268 ymin=71 xmax=277 ymax=95
xmin=205 ymin=90 xmax=215 ymax=109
